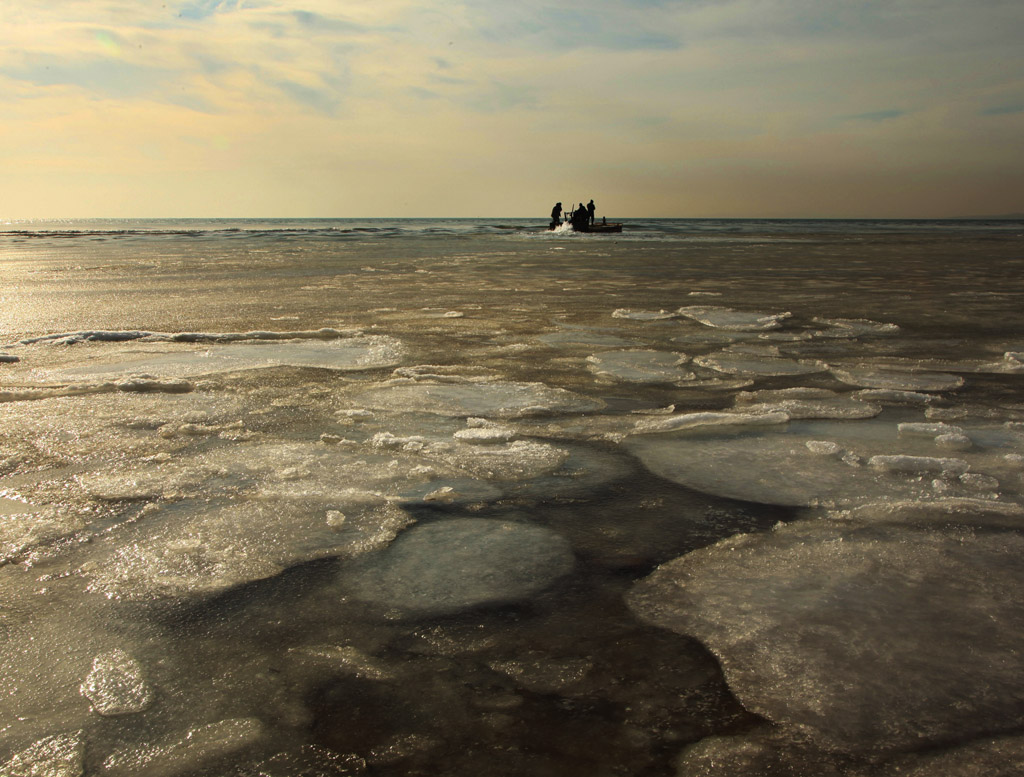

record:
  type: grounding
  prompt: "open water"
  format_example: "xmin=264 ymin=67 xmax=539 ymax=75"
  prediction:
xmin=1 ymin=217 xmax=1024 ymax=776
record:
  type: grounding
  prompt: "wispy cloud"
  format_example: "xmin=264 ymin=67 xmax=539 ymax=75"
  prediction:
xmin=1 ymin=0 xmax=1023 ymax=216
xmin=844 ymin=109 xmax=907 ymax=122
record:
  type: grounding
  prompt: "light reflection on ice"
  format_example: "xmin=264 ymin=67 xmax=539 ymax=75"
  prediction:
xmin=677 ymin=306 xmax=792 ymax=331
xmin=628 ymin=517 xmax=1024 ymax=753
xmin=625 ymin=417 xmax=1024 ymax=507
xmin=587 ymin=349 xmax=694 ymax=383
xmin=349 ymin=380 xmax=605 ymax=418
xmin=33 ymin=334 xmax=406 ymax=381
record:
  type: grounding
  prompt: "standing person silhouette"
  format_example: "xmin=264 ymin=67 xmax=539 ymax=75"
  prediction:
xmin=550 ymin=202 xmax=562 ymax=228
xmin=586 ymin=199 xmax=595 ymax=225
xmin=571 ymin=201 xmax=589 ymax=230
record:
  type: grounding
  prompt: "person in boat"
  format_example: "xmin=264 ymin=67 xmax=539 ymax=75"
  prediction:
xmin=550 ymin=202 xmax=562 ymax=228
xmin=586 ymin=199 xmax=595 ymax=225
xmin=571 ymin=201 xmax=589 ymax=230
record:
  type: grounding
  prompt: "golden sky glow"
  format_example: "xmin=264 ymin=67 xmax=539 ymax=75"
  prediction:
xmin=1 ymin=0 xmax=1022 ymax=218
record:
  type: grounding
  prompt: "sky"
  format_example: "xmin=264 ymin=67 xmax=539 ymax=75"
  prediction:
xmin=1 ymin=0 xmax=1022 ymax=218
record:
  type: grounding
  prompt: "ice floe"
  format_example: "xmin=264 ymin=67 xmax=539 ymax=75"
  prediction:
xmin=0 ymin=731 xmax=84 ymax=777
xmin=15 ymin=327 xmax=357 ymax=346
xmin=80 ymin=649 xmax=153 ymax=716
xmin=867 ymin=454 xmax=969 ymax=476
xmin=827 ymin=497 xmax=1024 ymax=529
xmin=811 ymin=317 xmax=900 ymax=338
xmin=624 ymin=417 xmax=1023 ymax=507
xmin=338 ymin=518 xmax=574 ymax=616
xmin=610 ymin=309 xmax=681 ymax=321
xmin=1 ymin=377 xmax=193 ymax=403
xmin=0 ymin=504 xmax=88 ymax=563
xmin=102 ymin=718 xmax=264 ymax=776
xmin=29 ymin=333 xmax=405 ymax=382
xmin=831 ymin=366 xmax=964 ymax=392
xmin=349 ymin=380 xmax=604 ymax=418
xmin=86 ymin=498 xmax=414 ymax=601
xmin=628 ymin=518 xmax=1024 ymax=754
xmin=694 ymin=351 xmax=828 ymax=377
xmin=853 ymin=388 xmax=935 ymax=405
xmin=586 ymin=350 xmax=694 ymax=383
xmin=734 ymin=389 xmax=881 ymax=420
xmin=871 ymin=734 xmax=1024 ymax=777
xmin=630 ymin=411 xmax=790 ymax=436
xmin=538 ymin=328 xmax=637 ymax=348
xmin=676 ymin=306 xmax=791 ymax=331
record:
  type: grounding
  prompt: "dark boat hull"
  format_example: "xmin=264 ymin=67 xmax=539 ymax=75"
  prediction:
xmin=548 ymin=222 xmax=623 ymax=233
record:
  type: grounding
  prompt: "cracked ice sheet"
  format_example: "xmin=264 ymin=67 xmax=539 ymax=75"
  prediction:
xmin=628 ymin=518 xmax=1024 ymax=754
xmin=676 ymin=306 xmax=791 ymax=331
xmin=337 ymin=517 xmax=574 ymax=617
xmin=29 ymin=334 xmax=406 ymax=381
xmin=586 ymin=350 xmax=694 ymax=383
xmin=86 ymin=496 xmax=414 ymax=601
xmin=831 ymin=365 xmax=964 ymax=392
xmin=624 ymin=417 xmax=1024 ymax=508
xmin=348 ymin=380 xmax=605 ymax=418
xmin=0 ymin=390 xmax=258 ymax=513
xmin=694 ymin=351 xmax=829 ymax=377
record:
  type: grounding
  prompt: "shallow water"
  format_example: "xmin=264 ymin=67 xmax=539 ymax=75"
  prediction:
xmin=1 ymin=218 xmax=1024 ymax=775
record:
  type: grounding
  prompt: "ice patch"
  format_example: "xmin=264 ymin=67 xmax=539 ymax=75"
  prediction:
xmin=0 ymin=504 xmax=87 ymax=562
xmin=38 ymin=334 xmax=405 ymax=381
xmin=288 ymin=644 xmax=395 ymax=681
xmin=628 ymin=519 xmax=1024 ymax=754
xmin=898 ymin=422 xmax=965 ymax=438
xmin=811 ymin=317 xmax=900 ymax=338
xmin=872 ymin=734 xmax=1024 ymax=776
xmin=338 ymin=518 xmax=574 ymax=616
xmin=832 ymin=366 xmax=964 ymax=392
xmin=0 ymin=731 xmax=84 ymax=777
xmin=624 ymin=417 xmax=1020 ymax=508
xmin=488 ymin=653 xmax=592 ymax=693
xmin=806 ymin=440 xmax=844 ymax=456
xmin=853 ymin=389 xmax=935 ymax=405
xmin=392 ymin=364 xmax=497 ymax=383
xmin=694 ymin=352 xmax=827 ymax=377
xmin=867 ymin=455 xmax=970 ymax=476
xmin=452 ymin=425 xmax=517 ymax=444
xmin=935 ymin=432 xmax=973 ymax=450
xmin=1 ymin=377 xmax=193 ymax=403
xmin=610 ymin=309 xmax=680 ymax=321
xmin=671 ymin=330 xmax=745 ymax=347
xmin=537 ymin=329 xmax=636 ymax=348
xmin=424 ymin=440 xmax=570 ymax=481
xmin=103 ymin=718 xmax=264 ymax=776
xmin=586 ymin=350 xmax=694 ymax=384
xmin=630 ymin=411 xmax=790 ymax=435
xmin=349 ymin=380 xmax=604 ymax=418
xmin=737 ymin=397 xmax=881 ymax=421
xmin=80 ymin=649 xmax=153 ymax=716
xmin=676 ymin=306 xmax=791 ymax=331
xmin=86 ymin=498 xmax=414 ymax=600
xmin=15 ymin=328 xmax=357 ymax=346
xmin=829 ymin=498 xmax=1024 ymax=529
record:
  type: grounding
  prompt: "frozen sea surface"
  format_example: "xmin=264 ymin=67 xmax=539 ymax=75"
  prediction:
xmin=1 ymin=217 xmax=1024 ymax=776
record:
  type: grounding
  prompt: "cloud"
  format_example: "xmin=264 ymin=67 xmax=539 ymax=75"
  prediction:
xmin=980 ymin=104 xmax=1024 ymax=116
xmin=1 ymin=0 xmax=1022 ymax=216
xmin=844 ymin=109 xmax=907 ymax=122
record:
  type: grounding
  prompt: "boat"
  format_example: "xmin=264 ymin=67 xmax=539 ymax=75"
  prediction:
xmin=548 ymin=207 xmax=623 ymax=233
xmin=578 ymin=220 xmax=622 ymax=233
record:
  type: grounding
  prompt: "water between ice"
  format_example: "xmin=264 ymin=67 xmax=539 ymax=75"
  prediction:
xmin=2 ymin=225 xmax=1024 ymax=776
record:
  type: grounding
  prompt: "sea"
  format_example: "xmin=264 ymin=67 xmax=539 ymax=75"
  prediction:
xmin=1 ymin=217 xmax=1023 ymax=776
